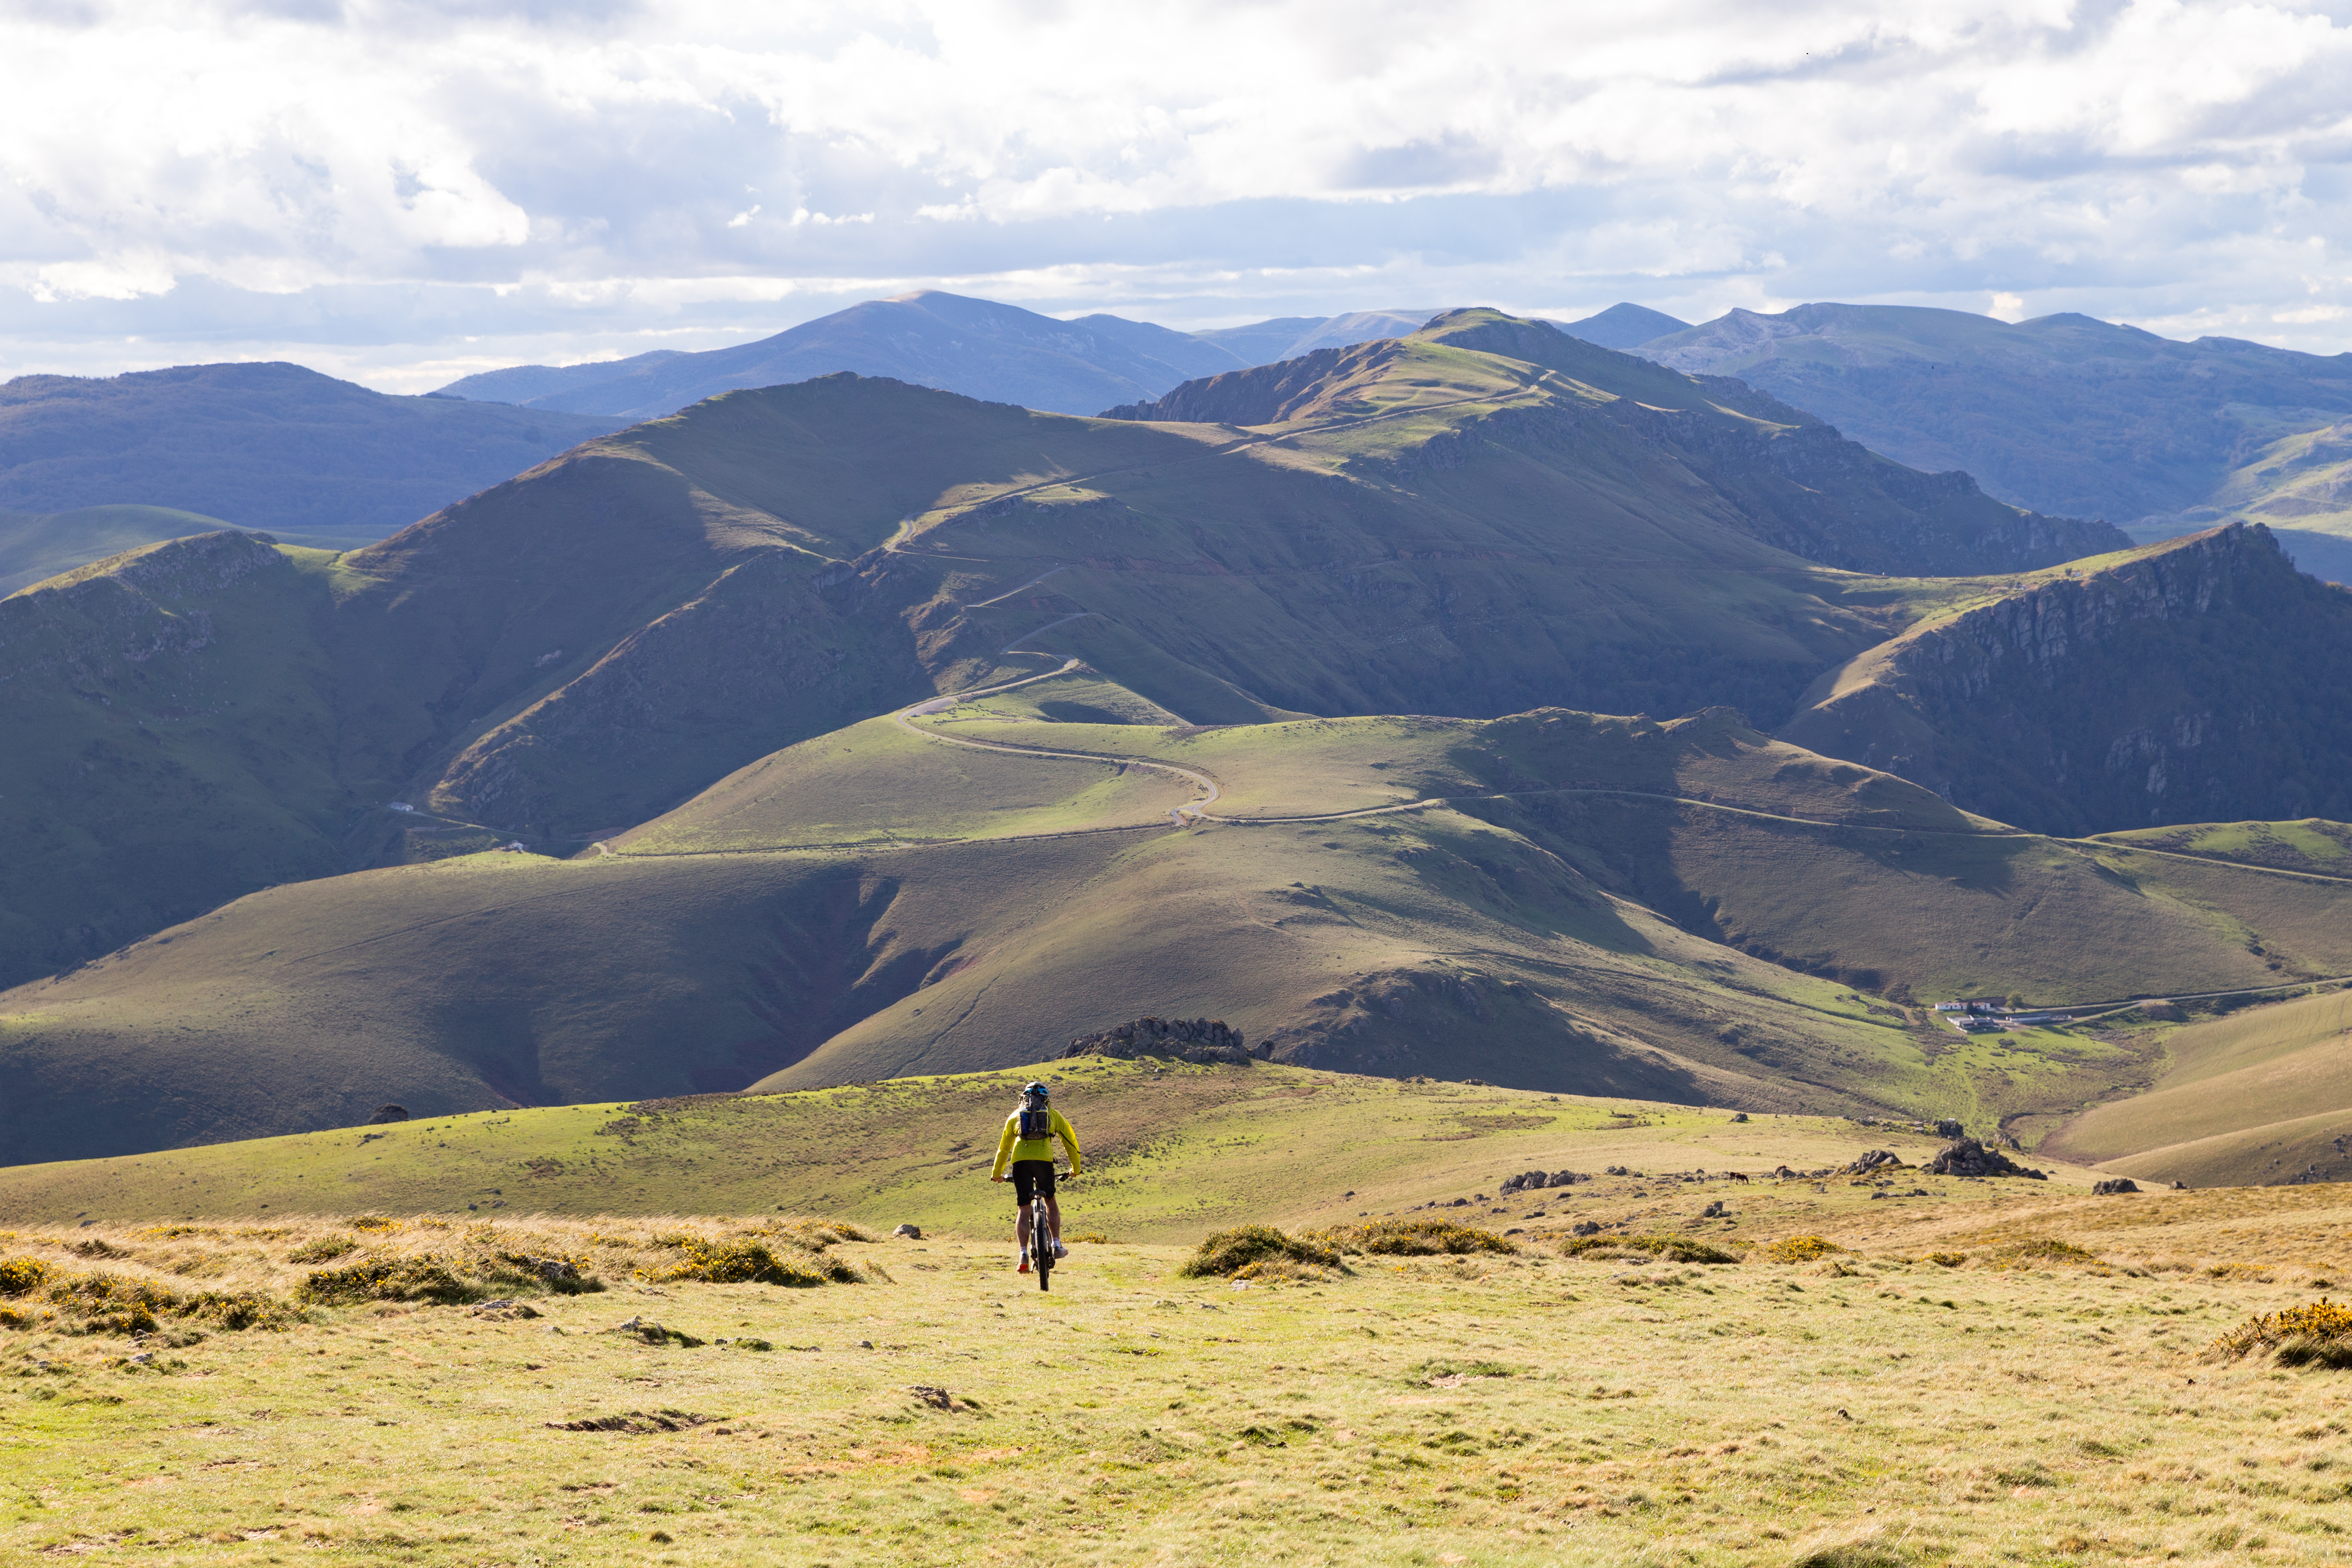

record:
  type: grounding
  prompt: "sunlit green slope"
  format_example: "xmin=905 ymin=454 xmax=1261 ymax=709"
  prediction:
xmin=13 ymin=666 xmax=2349 ymax=1166
xmin=0 ymin=1055 xmax=2045 ymax=1235
xmin=2040 ymin=986 xmax=2352 ymax=1188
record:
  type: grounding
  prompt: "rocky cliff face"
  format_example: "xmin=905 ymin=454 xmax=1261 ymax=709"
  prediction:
xmin=1780 ymin=524 xmax=2352 ymax=833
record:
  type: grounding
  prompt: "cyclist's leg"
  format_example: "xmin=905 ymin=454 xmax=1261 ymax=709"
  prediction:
xmin=1012 ymin=1164 xmax=1038 ymax=1268
xmin=1044 ymin=1194 xmax=1062 ymax=1242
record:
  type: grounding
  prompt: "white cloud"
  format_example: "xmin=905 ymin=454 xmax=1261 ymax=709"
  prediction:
xmin=3 ymin=0 xmax=2352 ymax=385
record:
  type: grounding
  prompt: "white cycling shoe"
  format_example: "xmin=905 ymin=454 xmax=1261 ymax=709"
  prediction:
xmin=1051 ymin=1240 xmax=1069 ymax=1259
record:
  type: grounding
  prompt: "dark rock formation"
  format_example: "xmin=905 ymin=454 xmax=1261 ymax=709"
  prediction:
xmin=1845 ymin=1149 xmax=1905 ymax=1174
xmin=1500 ymin=1169 xmax=1589 ymax=1192
xmin=1060 ymin=1017 xmax=1253 ymax=1066
xmin=368 ymin=1104 xmax=410 ymax=1124
xmin=1924 ymin=1138 xmax=2049 ymax=1179
xmin=2092 ymin=1178 xmax=2141 ymax=1195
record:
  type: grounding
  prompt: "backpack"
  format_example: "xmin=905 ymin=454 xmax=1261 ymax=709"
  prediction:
xmin=1017 ymin=1108 xmax=1053 ymax=1139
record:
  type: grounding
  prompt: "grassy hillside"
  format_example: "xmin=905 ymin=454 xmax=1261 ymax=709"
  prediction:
xmin=2091 ymin=818 xmax=2352 ymax=876
xmin=2041 ymin=986 xmax=2352 ymax=1188
xmin=1639 ymin=302 xmax=2352 ymax=522
xmin=4 ymin=313 xmax=2109 ymax=987
xmin=2128 ymin=416 xmax=2352 ymax=583
xmin=0 ymin=1057 xmax=2018 ymax=1230
xmin=1782 ymin=525 xmax=2352 ymax=834
xmin=0 ymin=532 xmax=364 ymax=988
xmin=0 ymin=360 xmax=622 ymax=538
xmin=15 ymin=671 xmax=2352 ymax=1164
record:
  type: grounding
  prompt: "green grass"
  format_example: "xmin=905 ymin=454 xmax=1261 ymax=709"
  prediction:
xmin=0 ymin=1054 xmax=2045 ymax=1233
xmin=609 ymin=713 xmax=1194 ymax=855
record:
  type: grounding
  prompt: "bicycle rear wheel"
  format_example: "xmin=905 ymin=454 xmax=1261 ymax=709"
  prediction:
xmin=1033 ymin=1200 xmax=1054 ymax=1291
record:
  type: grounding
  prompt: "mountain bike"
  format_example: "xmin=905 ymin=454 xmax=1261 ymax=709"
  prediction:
xmin=1028 ymin=1179 xmax=1057 ymax=1291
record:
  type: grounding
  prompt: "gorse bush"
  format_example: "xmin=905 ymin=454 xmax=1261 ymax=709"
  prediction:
xmin=296 ymin=1255 xmax=477 ymax=1306
xmin=2214 ymin=1298 xmax=2352 ymax=1361
xmin=646 ymin=1237 xmax=850 ymax=1288
xmin=0 ymin=1257 xmax=53 ymax=1295
xmin=1178 ymin=1226 xmax=1341 ymax=1278
xmin=1760 ymin=1236 xmax=1843 ymax=1264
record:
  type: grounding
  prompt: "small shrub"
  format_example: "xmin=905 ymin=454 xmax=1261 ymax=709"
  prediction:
xmin=296 ymin=1255 xmax=478 ymax=1306
xmin=0 ymin=1257 xmax=53 ymax=1296
xmin=1178 ymin=1226 xmax=1341 ymax=1278
xmin=1926 ymin=1251 xmax=1967 ymax=1268
xmin=1411 ymin=1358 xmax=1515 ymax=1383
xmin=1313 ymin=1219 xmax=1515 ymax=1258
xmin=40 ymin=1271 xmax=294 ymax=1334
xmin=491 ymin=1252 xmax=604 ymax=1294
xmin=2214 ymin=1299 xmax=2352 ymax=1361
xmin=1760 ymin=1236 xmax=1843 ymax=1264
xmin=649 ymin=1238 xmax=844 ymax=1288
xmin=1792 ymin=1543 xmax=1910 ymax=1568
xmin=349 ymin=1216 xmax=405 ymax=1234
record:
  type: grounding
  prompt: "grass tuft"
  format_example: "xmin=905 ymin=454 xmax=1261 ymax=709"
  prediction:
xmin=1560 ymin=1234 xmax=1740 ymax=1265
xmin=1988 ymin=1237 xmax=2102 ymax=1270
xmin=1177 ymin=1226 xmax=1340 ymax=1278
xmin=1311 ymin=1219 xmax=1516 ymax=1258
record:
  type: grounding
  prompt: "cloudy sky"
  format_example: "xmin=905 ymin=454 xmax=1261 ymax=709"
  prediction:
xmin=5 ymin=0 xmax=2352 ymax=390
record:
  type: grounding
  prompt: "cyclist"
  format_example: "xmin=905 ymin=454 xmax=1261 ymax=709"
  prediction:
xmin=990 ymin=1080 xmax=1082 ymax=1273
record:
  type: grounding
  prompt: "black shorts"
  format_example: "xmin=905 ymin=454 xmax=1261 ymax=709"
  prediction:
xmin=1010 ymin=1160 xmax=1057 ymax=1204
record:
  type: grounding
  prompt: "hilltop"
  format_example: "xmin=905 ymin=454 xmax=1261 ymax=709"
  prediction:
xmin=0 ymin=361 xmax=622 ymax=544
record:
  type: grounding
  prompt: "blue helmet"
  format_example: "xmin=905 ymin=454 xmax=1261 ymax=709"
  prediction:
xmin=1022 ymin=1081 xmax=1049 ymax=1104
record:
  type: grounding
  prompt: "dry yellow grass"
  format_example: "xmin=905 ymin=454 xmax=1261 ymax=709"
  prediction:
xmin=8 ymin=1185 xmax=2352 ymax=1565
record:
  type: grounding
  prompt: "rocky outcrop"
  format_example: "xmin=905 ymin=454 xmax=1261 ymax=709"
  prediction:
xmin=1925 ymin=1138 xmax=2048 ymax=1179
xmin=1060 ymin=1017 xmax=1255 ymax=1066
xmin=1781 ymin=524 xmax=2352 ymax=833
xmin=1499 ymin=1169 xmax=1590 ymax=1192
xmin=0 ymin=530 xmax=282 ymax=689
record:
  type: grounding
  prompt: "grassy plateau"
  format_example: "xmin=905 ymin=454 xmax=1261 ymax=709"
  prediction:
xmin=6 ymin=1068 xmax=2352 ymax=1565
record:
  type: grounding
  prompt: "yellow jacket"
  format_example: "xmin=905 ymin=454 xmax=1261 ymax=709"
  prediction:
xmin=991 ymin=1106 xmax=1081 ymax=1178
